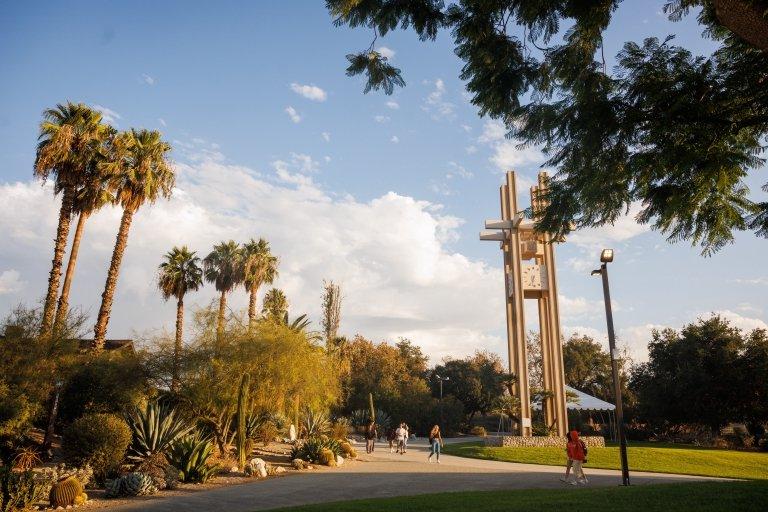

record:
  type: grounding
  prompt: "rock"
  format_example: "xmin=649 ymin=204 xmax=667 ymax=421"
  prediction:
xmin=336 ymin=455 xmax=345 ymax=466
xmin=230 ymin=466 xmax=238 ymax=473
xmin=275 ymin=466 xmax=286 ymax=473
xmin=289 ymin=424 xmax=297 ymax=442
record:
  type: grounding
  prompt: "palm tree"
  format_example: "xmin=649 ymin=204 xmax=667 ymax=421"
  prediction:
xmin=203 ymin=240 xmax=243 ymax=344
xmin=53 ymin=160 xmax=115 ymax=330
xmin=262 ymin=288 xmax=288 ymax=320
xmin=158 ymin=246 xmax=203 ymax=391
xmin=34 ymin=103 xmax=110 ymax=337
xmin=93 ymin=129 xmax=174 ymax=350
xmin=241 ymin=238 xmax=278 ymax=328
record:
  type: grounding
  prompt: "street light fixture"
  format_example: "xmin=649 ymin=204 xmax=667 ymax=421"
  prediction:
xmin=591 ymin=249 xmax=630 ymax=486
xmin=435 ymin=374 xmax=450 ymax=426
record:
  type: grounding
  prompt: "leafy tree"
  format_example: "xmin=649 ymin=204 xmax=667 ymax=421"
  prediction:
xmin=431 ymin=351 xmax=511 ymax=423
xmin=93 ymin=129 xmax=174 ymax=350
xmin=204 ymin=240 xmax=244 ymax=344
xmin=630 ymin=315 xmax=749 ymax=434
xmin=563 ymin=334 xmax=613 ymax=401
xmin=327 ymin=0 xmax=768 ymax=254
xmin=34 ymin=102 xmax=110 ymax=336
xmin=262 ymin=288 xmax=288 ymax=320
xmin=739 ymin=328 xmax=768 ymax=442
xmin=158 ymin=246 xmax=204 ymax=391
xmin=241 ymin=238 xmax=279 ymax=329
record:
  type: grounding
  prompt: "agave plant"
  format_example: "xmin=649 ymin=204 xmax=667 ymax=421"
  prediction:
xmin=125 ymin=401 xmax=193 ymax=462
xmin=167 ymin=434 xmax=219 ymax=483
xmin=301 ymin=407 xmax=330 ymax=438
xmin=289 ymin=437 xmax=341 ymax=463
xmin=349 ymin=408 xmax=392 ymax=431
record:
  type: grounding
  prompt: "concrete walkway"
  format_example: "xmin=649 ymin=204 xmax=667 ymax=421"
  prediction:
xmin=111 ymin=439 xmax=722 ymax=511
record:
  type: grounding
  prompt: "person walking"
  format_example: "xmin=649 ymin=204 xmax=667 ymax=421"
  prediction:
xmin=565 ymin=430 xmax=588 ymax=485
xmin=387 ymin=427 xmax=397 ymax=453
xmin=365 ymin=420 xmax=377 ymax=454
xmin=395 ymin=422 xmax=407 ymax=454
xmin=402 ymin=422 xmax=410 ymax=453
xmin=427 ymin=425 xmax=443 ymax=463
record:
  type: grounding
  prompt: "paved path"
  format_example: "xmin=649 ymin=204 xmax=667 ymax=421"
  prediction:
xmin=111 ymin=439 xmax=722 ymax=511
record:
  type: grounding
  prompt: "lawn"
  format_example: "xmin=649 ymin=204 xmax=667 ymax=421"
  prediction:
xmin=268 ymin=481 xmax=768 ymax=512
xmin=442 ymin=441 xmax=768 ymax=480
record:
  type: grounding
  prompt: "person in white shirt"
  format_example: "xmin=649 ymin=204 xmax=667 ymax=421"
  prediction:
xmin=395 ymin=423 xmax=407 ymax=454
xmin=402 ymin=422 xmax=410 ymax=453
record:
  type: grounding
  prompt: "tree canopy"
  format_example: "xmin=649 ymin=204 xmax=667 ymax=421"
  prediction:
xmin=327 ymin=0 xmax=768 ymax=254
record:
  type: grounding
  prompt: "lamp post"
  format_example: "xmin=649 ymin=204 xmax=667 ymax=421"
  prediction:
xmin=591 ymin=249 xmax=630 ymax=486
xmin=435 ymin=374 xmax=450 ymax=425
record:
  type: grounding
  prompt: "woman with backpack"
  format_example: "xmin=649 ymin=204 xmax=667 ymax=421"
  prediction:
xmin=565 ymin=429 xmax=588 ymax=485
xmin=365 ymin=420 xmax=378 ymax=454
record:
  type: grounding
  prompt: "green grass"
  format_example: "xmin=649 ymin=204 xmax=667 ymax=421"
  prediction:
xmin=269 ymin=481 xmax=768 ymax=512
xmin=442 ymin=441 xmax=768 ymax=480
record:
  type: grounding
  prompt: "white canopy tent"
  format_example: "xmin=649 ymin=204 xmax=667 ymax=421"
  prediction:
xmin=532 ymin=385 xmax=617 ymax=439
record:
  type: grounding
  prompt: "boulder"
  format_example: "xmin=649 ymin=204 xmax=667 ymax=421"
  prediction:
xmin=336 ymin=455 xmax=345 ymax=466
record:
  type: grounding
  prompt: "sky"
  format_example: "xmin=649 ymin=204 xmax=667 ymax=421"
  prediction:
xmin=1 ymin=1 xmax=766 ymax=366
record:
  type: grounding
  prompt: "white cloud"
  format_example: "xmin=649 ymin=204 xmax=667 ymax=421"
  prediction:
xmin=321 ymin=132 xmax=331 ymax=142
xmin=158 ymin=118 xmax=167 ymax=127
xmin=711 ymin=310 xmax=768 ymax=332
xmin=376 ymin=46 xmax=395 ymax=60
xmin=568 ymin=203 xmax=650 ymax=250
xmin=386 ymin=100 xmax=400 ymax=110
xmin=461 ymin=124 xmax=472 ymax=133
xmin=0 ymin=154 xmax=505 ymax=362
xmin=0 ymin=270 xmax=24 ymax=295
xmin=92 ymin=105 xmax=121 ymax=126
xmin=423 ymin=79 xmax=455 ymax=120
xmin=141 ymin=73 xmax=155 ymax=85
xmin=285 ymin=106 xmax=301 ymax=123
xmin=390 ymin=135 xmax=399 ymax=144
xmin=290 ymin=83 xmax=327 ymax=102
xmin=374 ymin=115 xmax=390 ymax=123
xmin=731 ymin=277 xmax=768 ymax=285
xmin=446 ymin=162 xmax=473 ymax=180
xmin=477 ymin=120 xmax=545 ymax=172
xmin=465 ymin=145 xmax=477 ymax=155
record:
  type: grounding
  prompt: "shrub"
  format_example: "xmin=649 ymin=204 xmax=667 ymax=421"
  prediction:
xmin=330 ymin=419 xmax=350 ymax=440
xmin=290 ymin=437 xmax=341 ymax=463
xmin=167 ymin=435 xmax=219 ymax=483
xmin=57 ymin=351 xmax=146 ymax=425
xmin=11 ymin=446 xmax=41 ymax=471
xmin=0 ymin=467 xmax=47 ymax=512
xmin=0 ymin=385 xmax=35 ymax=441
xmin=125 ymin=400 xmax=192 ymax=462
xmin=470 ymin=425 xmax=487 ymax=437
xmin=62 ymin=413 xmax=131 ymax=483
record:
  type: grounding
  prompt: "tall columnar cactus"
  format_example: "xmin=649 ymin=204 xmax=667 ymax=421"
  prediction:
xmin=368 ymin=392 xmax=376 ymax=424
xmin=236 ymin=373 xmax=250 ymax=471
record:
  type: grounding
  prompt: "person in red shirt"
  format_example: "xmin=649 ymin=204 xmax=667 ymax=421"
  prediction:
xmin=565 ymin=430 xmax=588 ymax=485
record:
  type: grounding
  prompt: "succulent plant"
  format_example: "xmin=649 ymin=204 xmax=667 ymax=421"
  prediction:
xmin=291 ymin=458 xmax=306 ymax=470
xmin=319 ymin=448 xmax=337 ymax=467
xmin=301 ymin=407 xmax=330 ymax=438
xmin=104 ymin=472 xmax=157 ymax=498
xmin=49 ymin=476 xmax=86 ymax=508
xmin=290 ymin=437 xmax=341 ymax=463
xmin=339 ymin=441 xmax=357 ymax=458
xmin=125 ymin=400 xmax=192 ymax=462
xmin=168 ymin=434 xmax=219 ymax=483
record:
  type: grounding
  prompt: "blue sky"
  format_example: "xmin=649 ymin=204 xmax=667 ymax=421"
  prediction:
xmin=1 ymin=1 xmax=766 ymax=364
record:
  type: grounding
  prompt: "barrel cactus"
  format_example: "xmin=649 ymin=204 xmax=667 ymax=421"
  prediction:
xmin=49 ymin=476 xmax=87 ymax=508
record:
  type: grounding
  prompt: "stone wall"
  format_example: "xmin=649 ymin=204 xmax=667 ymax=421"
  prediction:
xmin=484 ymin=435 xmax=605 ymax=448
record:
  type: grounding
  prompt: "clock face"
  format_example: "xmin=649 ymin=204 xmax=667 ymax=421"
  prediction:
xmin=522 ymin=264 xmax=548 ymax=291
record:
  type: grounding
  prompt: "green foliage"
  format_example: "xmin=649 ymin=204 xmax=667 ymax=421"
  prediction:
xmin=350 ymin=409 xmax=391 ymax=432
xmin=0 ymin=467 xmax=47 ymax=512
xmin=339 ymin=441 xmax=357 ymax=458
xmin=330 ymin=419 xmax=350 ymax=440
xmin=367 ymin=393 xmax=375 ymax=423
xmin=49 ymin=477 xmax=86 ymax=508
xmin=630 ymin=316 xmax=768 ymax=434
xmin=104 ymin=472 xmax=157 ymax=499
xmin=563 ymin=335 xmax=632 ymax=403
xmin=58 ymin=350 xmax=146 ymax=425
xmin=236 ymin=373 xmax=250 ymax=470
xmin=301 ymin=407 xmax=330 ymax=438
xmin=319 ymin=447 xmax=337 ymax=467
xmin=0 ymin=385 xmax=34 ymax=441
xmin=470 ymin=426 xmax=487 ymax=437
xmin=158 ymin=246 xmax=203 ymax=301
xmin=62 ymin=413 xmax=131 ymax=483
xmin=328 ymin=0 xmax=768 ymax=254
xmin=167 ymin=435 xmax=218 ymax=483
xmin=290 ymin=437 xmax=341 ymax=464
xmin=262 ymin=288 xmax=288 ymax=320
xmin=125 ymin=400 xmax=192 ymax=462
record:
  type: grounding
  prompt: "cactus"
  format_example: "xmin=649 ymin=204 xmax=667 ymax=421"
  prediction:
xmin=49 ymin=476 xmax=86 ymax=508
xmin=339 ymin=441 xmax=357 ymax=458
xmin=368 ymin=393 xmax=376 ymax=424
xmin=319 ymin=448 xmax=337 ymax=467
xmin=236 ymin=373 xmax=250 ymax=471
xmin=104 ymin=472 xmax=157 ymax=498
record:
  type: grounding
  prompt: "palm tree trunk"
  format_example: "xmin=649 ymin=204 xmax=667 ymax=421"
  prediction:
xmin=53 ymin=211 xmax=89 ymax=331
xmin=248 ymin=283 xmax=259 ymax=330
xmin=93 ymin=207 xmax=134 ymax=351
xmin=40 ymin=186 xmax=75 ymax=337
xmin=217 ymin=289 xmax=227 ymax=345
xmin=172 ymin=295 xmax=184 ymax=392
